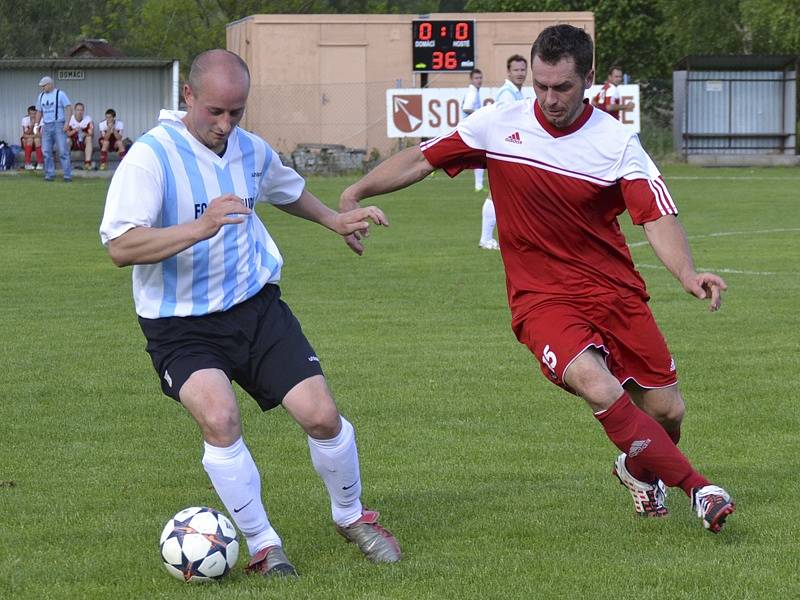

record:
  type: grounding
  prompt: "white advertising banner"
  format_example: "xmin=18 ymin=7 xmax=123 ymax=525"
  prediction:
xmin=386 ymin=85 xmax=640 ymax=138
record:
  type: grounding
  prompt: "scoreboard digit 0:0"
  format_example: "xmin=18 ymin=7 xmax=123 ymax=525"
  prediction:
xmin=412 ymin=20 xmax=476 ymax=73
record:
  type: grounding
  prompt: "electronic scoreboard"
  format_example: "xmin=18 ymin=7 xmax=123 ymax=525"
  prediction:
xmin=412 ymin=20 xmax=475 ymax=72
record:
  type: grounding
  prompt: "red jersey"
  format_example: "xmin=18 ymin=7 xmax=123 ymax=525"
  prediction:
xmin=593 ymin=82 xmax=621 ymax=119
xmin=420 ymin=99 xmax=677 ymax=331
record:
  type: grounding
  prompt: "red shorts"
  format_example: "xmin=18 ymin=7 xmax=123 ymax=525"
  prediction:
xmin=69 ymin=134 xmax=88 ymax=151
xmin=515 ymin=293 xmax=677 ymax=393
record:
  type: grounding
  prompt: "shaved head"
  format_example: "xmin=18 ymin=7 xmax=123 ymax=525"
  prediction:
xmin=187 ymin=49 xmax=250 ymax=97
xmin=182 ymin=49 xmax=251 ymax=153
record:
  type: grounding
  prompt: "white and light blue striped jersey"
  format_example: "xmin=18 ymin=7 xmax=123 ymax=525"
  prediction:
xmin=494 ymin=79 xmax=524 ymax=104
xmin=460 ymin=83 xmax=481 ymax=119
xmin=99 ymin=110 xmax=305 ymax=319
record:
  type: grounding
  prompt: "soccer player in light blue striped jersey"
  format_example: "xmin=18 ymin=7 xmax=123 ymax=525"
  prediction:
xmin=100 ymin=49 xmax=401 ymax=576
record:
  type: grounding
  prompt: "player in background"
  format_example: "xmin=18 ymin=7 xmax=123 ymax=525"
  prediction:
xmin=339 ymin=25 xmax=734 ymax=534
xmin=461 ymin=68 xmax=485 ymax=192
xmin=479 ymin=54 xmax=528 ymax=251
xmin=98 ymin=108 xmax=126 ymax=170
xmin=591 ymin=66 xmax=635 ymax=120
xmin=21 ymin=105 xmax=44 ymax=170
xmin=100 ymin=49 xmax=401 ymax=577
xmin=66 ymin=102 xmax=94 ymax=170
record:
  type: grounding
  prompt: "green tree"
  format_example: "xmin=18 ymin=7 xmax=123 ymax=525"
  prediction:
xmin=465 ymin=0 xmax=669 ymax=79
xmin=0 ymin=0 xmax=90 ymax=57
xmin=655 ymin=0 xmax=747 ymax=61
xmin=741 ymin=0 xmax=800 ymax=54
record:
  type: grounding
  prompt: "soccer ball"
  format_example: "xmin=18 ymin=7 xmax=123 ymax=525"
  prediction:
xmin=159 ymin=506 xmax=239 ymax=582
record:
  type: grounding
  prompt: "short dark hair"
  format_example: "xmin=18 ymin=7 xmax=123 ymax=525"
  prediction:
xmin=75 ymin=102 xmax=84 ymax=109
xmin=27 ymin=105 xmax=36 ymax=112
xmin=105 ymin=108 xmax=116 ymax=117
xmin=507 ymin=54 xmax=527 ymax=70
xmin=470 ymin=68 xmax=482 ymax=77
xmin=531 ymin=24 xmax=594 ymax=78
xmin=608 ymin=65 xmax=622 ymax=75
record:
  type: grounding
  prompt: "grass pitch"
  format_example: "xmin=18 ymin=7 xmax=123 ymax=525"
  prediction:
xmin=1 ymin=166 xmax=798 ymax=599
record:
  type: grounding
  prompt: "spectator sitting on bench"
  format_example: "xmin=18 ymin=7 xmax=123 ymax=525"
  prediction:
xmin=21 ymin=105 xmax=44 ymax=170
xmin=67 ymin=102 xmax=94 ymax=170
xmin=99 ymin=108 xmax=126 ymax=170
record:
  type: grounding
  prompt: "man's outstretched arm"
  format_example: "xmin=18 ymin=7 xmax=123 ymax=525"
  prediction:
xmin=340 ymin=146 xmax=435 ymax=209
xmin=277 ymin=188 xmax=388 ymax=256
xmin=643 ymin=214 xmax=727 ymax=312
xmin=339 ymin=146 xmax=435 ymax=253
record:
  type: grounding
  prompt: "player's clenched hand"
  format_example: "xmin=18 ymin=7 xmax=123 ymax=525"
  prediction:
xmin=333 ymin=205 xmax=388 ymax=255
xmin=682 ymin=272 xmax=727 ymax=312
xmin=197 ymin=193 xmax=252 ymax=239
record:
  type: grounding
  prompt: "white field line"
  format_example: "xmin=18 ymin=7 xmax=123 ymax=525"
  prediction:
xmin=628 ymin=228 xmax=800 ymax=248
xmin=629 ymin=228 xmax=800 ymax=276
xmin=635 ymin=263 xmax=779 ymax=276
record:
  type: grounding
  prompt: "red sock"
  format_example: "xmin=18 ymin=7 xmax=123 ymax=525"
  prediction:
xmin=36 ymin=147 xmax=43 ymax=163
xmin=101 ymin=150 xmax=108 ymax=164
xmin=631 ymin=420 xmax=683 ymax=484
xmin=24 ymin=144 xmax=32 ymax=164
xmin=595 ymin=393 xmax=707 ymax=496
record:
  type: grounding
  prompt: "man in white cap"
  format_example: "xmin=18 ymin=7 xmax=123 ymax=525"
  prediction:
xmin=34 ymin=75 xmax=73 ymax=182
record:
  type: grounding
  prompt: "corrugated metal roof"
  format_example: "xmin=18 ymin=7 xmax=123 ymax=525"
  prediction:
xmin=0 ymin=58 xmax=175 ymax=69
xmin=675 ymin=55 xmax=798 ymax=71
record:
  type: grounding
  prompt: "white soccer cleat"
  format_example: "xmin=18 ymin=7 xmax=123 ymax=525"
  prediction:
xmin=479 ymin=239 xmax=500 ymax=250
xmin=612 ymin=453 xmax=668 ymax=517
xmin=692 ymin=485 xmax=735 ymax=533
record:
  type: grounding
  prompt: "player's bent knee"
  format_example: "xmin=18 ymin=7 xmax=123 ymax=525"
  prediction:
xmin=659 ymin=399 xmax=685 ymax=427
xmin=564 ymin=355 xmax=623 ymax=411
xmin=198 ymin=408 xmax=242 ymax=446
xmin=579 ymin=382 xmax=625 ymax=412
xmin=301 ymin=404 xmax=341 ymax=439
xmin=283 ymin=377 xmax=342 ymax=438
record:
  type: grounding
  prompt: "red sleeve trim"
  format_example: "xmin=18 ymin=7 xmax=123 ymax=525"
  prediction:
xmin=621 ymin=176 xmax=678 ymax=225
xmin=420 ymin=130 xmax=486 ymax=178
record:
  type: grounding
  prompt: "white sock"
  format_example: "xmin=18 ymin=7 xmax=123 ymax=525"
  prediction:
xmin=308 ymin=417 xmax=363 ymax=527
xmin=474 ymin=168 xmax=484 ymax=190
xmin=202 ymin=437 xmax=281 ymax=555
xmin=480 ymin=198 xmax=496 ymax=243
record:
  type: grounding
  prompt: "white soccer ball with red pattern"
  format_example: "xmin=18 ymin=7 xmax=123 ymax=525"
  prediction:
xmin=159 ymin=506 xmax=239 ymax=582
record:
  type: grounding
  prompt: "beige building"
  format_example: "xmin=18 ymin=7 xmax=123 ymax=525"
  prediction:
xmin=227 ymin=12 xmax=594 ymax=157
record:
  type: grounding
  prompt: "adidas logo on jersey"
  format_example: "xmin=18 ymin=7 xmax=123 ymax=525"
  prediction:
xmin=505 ymin=131 xmax=522 ymax=144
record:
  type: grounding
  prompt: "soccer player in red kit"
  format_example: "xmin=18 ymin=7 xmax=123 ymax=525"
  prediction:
xmin=339 ymin=24 xmax=734 ymax=533
xmin=591 ymin=66 xmax=635 ymax=120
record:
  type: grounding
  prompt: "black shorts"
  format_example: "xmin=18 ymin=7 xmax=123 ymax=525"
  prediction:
xmin=138 ymin=284 xmax=323 ymax=411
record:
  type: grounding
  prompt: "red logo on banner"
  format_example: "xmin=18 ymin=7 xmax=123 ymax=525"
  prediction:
xmin=392 ymin=95 xmax=423 ymax=133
